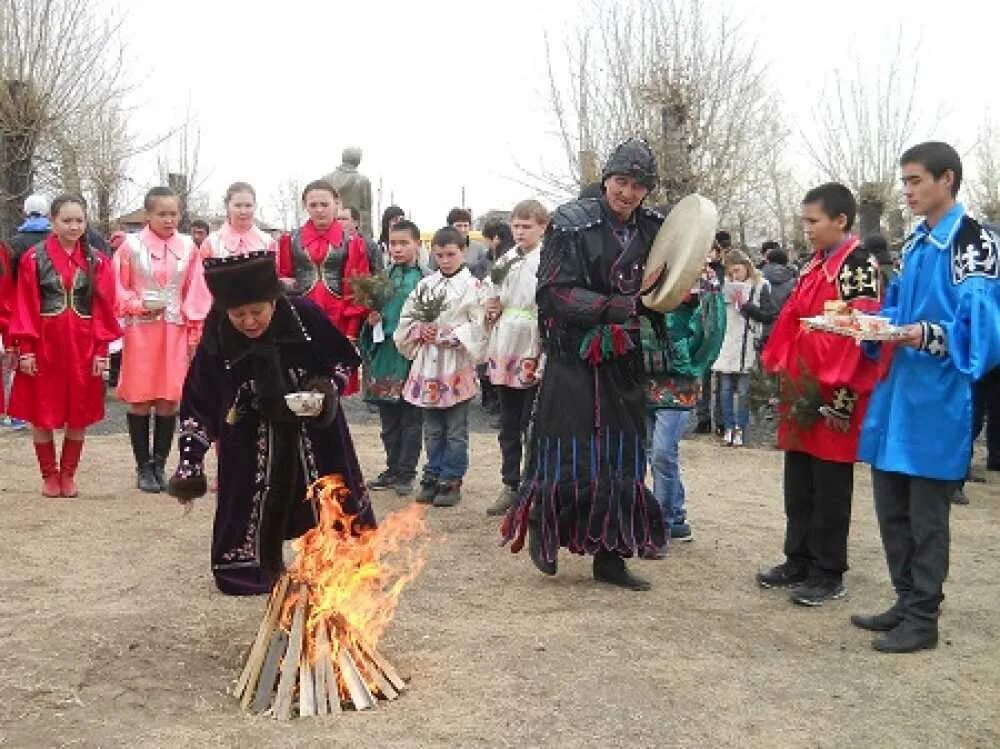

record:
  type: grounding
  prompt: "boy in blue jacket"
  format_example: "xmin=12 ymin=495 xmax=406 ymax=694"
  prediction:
xmin=855 ymin=142 xmax=1000 ymax=653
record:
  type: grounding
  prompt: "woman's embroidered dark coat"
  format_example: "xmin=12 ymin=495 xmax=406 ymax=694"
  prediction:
xmin=177 ymin=295 xmax=374 ymax=595
xmin=502 ymin=197 xmax=667 ymax=561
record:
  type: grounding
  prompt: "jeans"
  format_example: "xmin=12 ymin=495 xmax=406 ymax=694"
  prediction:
xmin=648 ymin=409 xmax=690 ymax=526
xmin=377 ymin=401 xmax=423 ymax=481
xmin=718 ymin=372 xmax=750 ymax=430
xmin=497 ymin=385 xmax=537 ymax=488
xmin=872 ymin=468 xmax=957 ymax=627
xmin=422 ymin=400 xmax=470 ymax=482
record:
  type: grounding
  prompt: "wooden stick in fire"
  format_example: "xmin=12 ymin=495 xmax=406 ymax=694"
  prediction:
xmin=236 ymin=573 xmax=289 ymax=703
xmin=274 ymin=584 xmax=307 ymax=721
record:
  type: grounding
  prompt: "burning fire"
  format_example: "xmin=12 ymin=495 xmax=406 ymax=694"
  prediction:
xmin=281 ymin=475 xmax=428 ymax=689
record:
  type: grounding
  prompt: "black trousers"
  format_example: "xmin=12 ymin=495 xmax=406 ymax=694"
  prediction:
xmin=782 ymin=451 xmax=854 ymax=578
xmin=972 ymin=367 xmax=1000 ymax=468
xmin=871 ymin=468 xmax=957 ymax=627
xmin=497 ymin=384 xmax=537 ymax=489
xmin=377 ymin=401 xmax=423 ymax=481
xmin=478 ymin=364 xmax=499 ymax=410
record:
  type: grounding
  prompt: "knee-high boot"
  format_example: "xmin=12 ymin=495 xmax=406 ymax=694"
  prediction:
xmin=152 ymin=414 xmax=177 ymax=492
xmin=34 ymin=441 xmax=61 ymax=498
xmin=59 ymin=437 xmax=85 ymax=497
xmin=127 ymin=413 xmax=159 ymax=493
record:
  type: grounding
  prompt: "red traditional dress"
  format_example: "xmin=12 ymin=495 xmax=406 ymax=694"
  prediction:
xmin=7 ymin=236 xmax=120 ymax=428
xmin=762 ymin=236 xmax=882 ymax=460
xmin=115 ymin=227 xmax=207 ymax=404
xmin=278 ymin=220 xmax=369 ymax=394
xmin=0 ymin=242 xmax=15 ymax=414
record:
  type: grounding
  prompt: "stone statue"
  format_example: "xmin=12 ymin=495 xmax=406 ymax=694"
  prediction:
xmin=324 ymin=147 xmax=373 ymax=238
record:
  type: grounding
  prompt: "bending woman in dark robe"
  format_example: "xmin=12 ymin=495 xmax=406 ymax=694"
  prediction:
xmin=168 ymin=251 xmax=375 ymax=595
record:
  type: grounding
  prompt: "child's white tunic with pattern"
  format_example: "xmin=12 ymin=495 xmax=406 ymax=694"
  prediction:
xmin=394 ymin=266 xmax=487 ymax=408
xmin=486 ymin=246 xmax=543 ymax=388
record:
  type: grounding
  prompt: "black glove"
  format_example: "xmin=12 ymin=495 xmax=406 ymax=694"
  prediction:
xmin=168 ymin=468 xmax=208 ymax=501
xmin=306 ymin=375 xmax=341 ymax=428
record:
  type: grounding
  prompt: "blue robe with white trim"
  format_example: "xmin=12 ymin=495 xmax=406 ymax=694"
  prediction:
xmin=857 ymin=203 xmax=1000 ymax=480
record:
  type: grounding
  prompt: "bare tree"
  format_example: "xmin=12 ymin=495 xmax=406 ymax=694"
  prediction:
xmin=972 ymin=117 xmax=1000 ymax=224
xmin=270 ymin=178 xmax=304 ymax=231
xmin=0 ymin=0 xmax=125 ymax=237
xmin=801 ymin=34 xmax=936 ymax=239
xmin=157 ymin=113 xmax=208 ymax=231
xmin=526 ymin=0 xmax=781 ymax=219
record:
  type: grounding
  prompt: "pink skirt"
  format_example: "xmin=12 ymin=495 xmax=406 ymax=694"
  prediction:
xmin=116 ymin=320 xmax=190 ymax=403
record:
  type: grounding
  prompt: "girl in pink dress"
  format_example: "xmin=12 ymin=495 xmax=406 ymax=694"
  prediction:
xmin=199 ymin=182 xmax=278 ymax=259
xmin=116 ymin=187 xmax=209 ymax=493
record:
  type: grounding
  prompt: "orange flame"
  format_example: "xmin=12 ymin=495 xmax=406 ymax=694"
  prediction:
xmin=281 ymin=475 xmax=429 ymax=667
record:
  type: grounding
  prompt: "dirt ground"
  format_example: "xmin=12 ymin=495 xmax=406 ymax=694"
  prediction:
xmin=1 ymin=399 xmax=998 ymax=749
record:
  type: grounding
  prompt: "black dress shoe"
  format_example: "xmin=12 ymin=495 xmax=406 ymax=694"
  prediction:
xmin=528 ymin=522 xmax=557 ymax=576
xmin=850 ymin=608 xmax=904 ymax=632
xmin=593 ymin=550 xmax=651 ymax=591
xmin=872 ymin=622 xmax=938 ymax=653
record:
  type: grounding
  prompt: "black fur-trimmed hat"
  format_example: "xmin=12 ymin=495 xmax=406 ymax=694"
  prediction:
xmin=203 ymin=250 xmax=283 ymax=309
xmin=602 ymin=139 xmax=658 ymax=191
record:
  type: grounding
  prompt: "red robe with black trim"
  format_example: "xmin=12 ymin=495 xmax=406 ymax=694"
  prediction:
xmin=7 ymin=237 xmax=121 ymax=429
xmin=761 ymin=236 xmax=881 ymax=463
xmin=0 ymin=243 xmax=13 ymax=413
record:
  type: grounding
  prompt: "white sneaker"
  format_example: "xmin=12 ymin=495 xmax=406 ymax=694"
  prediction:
xmin=722 ymin=428 xmax=733 ymax=445
xmin=732 ymin=428 xmax=744 ymax=447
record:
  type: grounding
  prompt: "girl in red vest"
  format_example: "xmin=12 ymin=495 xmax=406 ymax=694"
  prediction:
xmin=278 ymin=180 xmax=369 ymax=394
xmin=7 ymin=194 xmax=121 ymax=497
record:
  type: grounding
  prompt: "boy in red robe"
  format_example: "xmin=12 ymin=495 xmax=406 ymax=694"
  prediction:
xmin=758 ymin=183 xmax=881 ymax=606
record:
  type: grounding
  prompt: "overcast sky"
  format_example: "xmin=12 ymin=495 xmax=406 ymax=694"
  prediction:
xmin=115 ymin=0 xmax=997 ymax=229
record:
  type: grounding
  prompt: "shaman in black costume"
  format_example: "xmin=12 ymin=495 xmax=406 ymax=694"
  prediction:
xmin=502 ymin=140 xmax=667 ymax=590
xmin=168 ymin=252 xmax=375 ymax=595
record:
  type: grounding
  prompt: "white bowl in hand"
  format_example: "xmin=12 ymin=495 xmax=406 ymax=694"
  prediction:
xmin=284 ymin=391 xmax=324 ymax=417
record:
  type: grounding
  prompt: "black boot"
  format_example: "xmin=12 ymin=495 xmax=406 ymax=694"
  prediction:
xmin=127 ymin=413 xmax=159 ymax=493
xmin=850 ymin=606 xmax=904 ymax=632
xmin=527 ymin=518 xmax=557 ymax=576
xmin=593 ymin=549 xmax=651 ymax=591
xmin=152 ymin=414 xmax=177 ymax=492
xmin=871 ymin=621 xmax=938 ymax=653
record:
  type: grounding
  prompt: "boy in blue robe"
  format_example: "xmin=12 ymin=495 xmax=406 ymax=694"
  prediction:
xmin=854 ymin=142 xmax=1000 ymax=653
